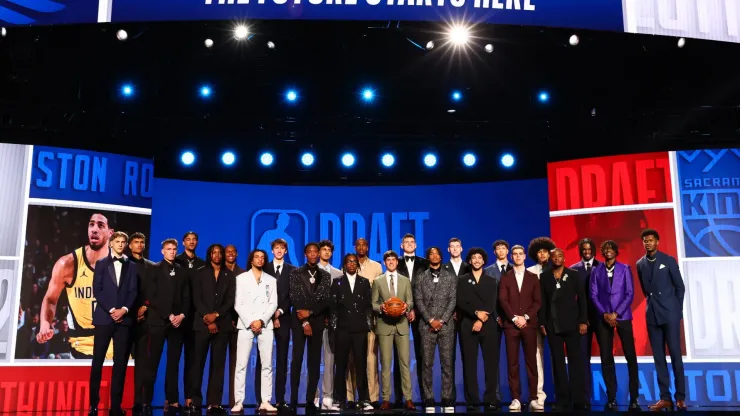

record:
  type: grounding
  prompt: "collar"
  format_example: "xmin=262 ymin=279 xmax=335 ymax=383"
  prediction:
xmin=496 ymin=260 xmax=508 ymax=267
xmin=450 ymin=258 xmax=462 ymax=265
xmin=346 ymin=273 xmax=357 ymax=279
xmin=584 ymin=258 xmax=594 ymax=266
xmin=112 ymin=253 xmax=127 ymax=261
xmin=387 ymin=270 xmax=397 ymax=277
xmin=273 ymin=259 xmax=284 ymax=267
xmin=404 ymin=253 xmax=416 ymax=259
xmin=319 ymin=262 xmax=332 ymax=271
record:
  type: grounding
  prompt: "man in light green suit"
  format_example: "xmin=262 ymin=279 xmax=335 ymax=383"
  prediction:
xmin=372 ymin=250 xmax=416 ymax=411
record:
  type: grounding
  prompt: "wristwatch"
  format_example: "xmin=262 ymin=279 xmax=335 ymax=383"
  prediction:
xmin=302 ymin=321 xmax=310 ymax=327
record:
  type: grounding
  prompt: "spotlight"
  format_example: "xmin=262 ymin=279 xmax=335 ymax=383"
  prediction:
xmin=121 ymin=84 xmax=134 ymax=97
xmin=181 ymin=151 xmax=195 ymax=166
xmin=361 ymin=88 xmax=375 ymax=102
xmin=199 ymin=85 xmax=212 ymax=98
xmin=423 ymin=153 xmax=437 ymax=168
xmin=1 ymin=27 xmax=6 ymax=38
xmin=205 ymin=38 xmax=214 ymax=48
xmin=116 ymin=29 xmax=128 ymax=41
xmin=285 ymin=89 xmax=298 ymax=102
xmin=677 ymin=37 xmax=686 ymax=48
xmin=569 ymin=34 xmax=579 ymax=46
xmin=538 ymin=91 xmax=549 ymax=103
xmin=462 ymin=153 xmax=476 ymax=167
xmin=426 ymin=41 xmax=435 ymax=50
xmin=260 ymin=152 xmax=274 ymax=167
xmin=301 ymin=152 xmax=315 ymax=167
xmin=234 ymin=25 xmax=249 ymax=40
xmin=484 ymin=43 xmax=494 ymax=53
xmin=451 ymin=91 xmax=462 ymax=102
xmin=267 ymin=41 xmax=275 ymax=49
xmin=448 ymin=25 xmax=470 ymax=46
xmin=222 ymin=151 xmax=236 ymax=166
xmin=381 ymin=153 xmax=395 ymax=168
xmin=341 ymin=153 xmax=356 ymax=167
xmin=501 ymin=153 xmax=515 ymax=168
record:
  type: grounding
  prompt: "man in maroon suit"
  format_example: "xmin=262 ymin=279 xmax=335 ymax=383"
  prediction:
xmin=498 ymin=245 xmax=542 ymax=411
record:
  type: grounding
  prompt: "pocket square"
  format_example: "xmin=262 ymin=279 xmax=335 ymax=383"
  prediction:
xmin=659 ymin=264 xmax=666 ymax=269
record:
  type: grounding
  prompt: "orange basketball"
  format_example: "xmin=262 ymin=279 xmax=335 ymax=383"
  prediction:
xmin=384 ymin=297 xmax=406 ymax=317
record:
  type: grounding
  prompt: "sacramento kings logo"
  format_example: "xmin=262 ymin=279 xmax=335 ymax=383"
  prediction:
xmin=678 ymin=149 xmax=740 ymax=257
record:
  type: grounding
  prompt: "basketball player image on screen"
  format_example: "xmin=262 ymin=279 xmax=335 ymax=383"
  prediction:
xmin=36 ymin=213 xmax=115 ymax=359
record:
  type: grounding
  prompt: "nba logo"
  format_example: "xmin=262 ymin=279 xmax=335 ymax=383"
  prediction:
xmin=250 ymin=209 xmax=309 ymax=265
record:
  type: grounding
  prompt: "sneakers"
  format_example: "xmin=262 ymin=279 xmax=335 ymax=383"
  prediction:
xmin=230 ymin=403 xmax=243 ymax=413
xmin=259 ymin=402 xmax=277 ymax=412
xmin=361 ymin=401 xmax=374 ymax=411
xmin=321 ymin=398 xmax=335 ymax=410
xmin=425 ymin=406 xmax=436 ymax=413
xmin=537 ymin=392 xmax=547 ymax=407
xmin=443 ymin=406 xmax=455 ymax=413
xmin=529 ymin=400 xmax=544 ymax=411
xmin=509 ymin=399 xmax=521 ymax=410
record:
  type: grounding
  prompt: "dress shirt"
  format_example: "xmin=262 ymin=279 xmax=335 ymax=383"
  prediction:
xmin=404 ymin=253 xmax=416 ymax=280
xmin=526 ymin=263 xmax=543 ymax=277
xmin=110 ymin=255 xmax=129 ymax=313
xmin=450 ymin=258 xmax=462 ymax=275
xmin=274 ymin=259 xmax=285 ymax=315
xmin=386 ymin=271 xmax=397 ymax=296
xmin=496 ymin=260 xmax=509 ymax=271
xmin=514 ymin=268 xmax=525 ymax=291
xmin=584 ymin=258 xmax=594 ymax=269
xmin=357 ymin=257 xmax=383 ymax=285
xmin=347 ymin=273 xmax=357 ymax=292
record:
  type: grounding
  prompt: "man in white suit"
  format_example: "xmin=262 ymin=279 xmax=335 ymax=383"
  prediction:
xmin=317 ymin=240 xmax=345 ymax=410
xmin=232 ymin=249 xmax=278 ymax=413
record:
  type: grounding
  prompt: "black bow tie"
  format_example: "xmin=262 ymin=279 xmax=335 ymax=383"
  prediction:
xmin=114 ymin=257 xmax=125 ymax=263
xmin=404 ymin=256 xmax=414 ymax=262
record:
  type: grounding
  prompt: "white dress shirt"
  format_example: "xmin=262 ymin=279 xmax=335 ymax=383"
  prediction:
xmin=110 ymin=255 xmax=128 ymax=313
xmin=496 ymin=260 xmax=509 ymax=271
xmin=450 ymin=258 xmax=462 ymax=275
xmin=273 ymin=260 xmax=284 ymax=274
xmin=386 ymin=271 xmax=397 ymax=297
xmin=527 ymin=264 xmax=544 ymax=278
xmin=347 ymin=273 xmax=357 ymax=292
xmin=404 ymin=253 xmax=415 ymax=281
xmin=514 ymin=268 xmax=525 ymax=291
xmin=584 ymin=258 xmax=594 ymax=269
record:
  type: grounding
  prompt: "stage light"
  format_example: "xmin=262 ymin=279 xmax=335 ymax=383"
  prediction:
xmin=448 ymin=25 xmax=470 ymax=46
xmin=569 ymin=34 xmax=579 ymax=46
xmin=484 ymin=43 xmax=494 ymax=53
xmin=199 ymin=85 xmax=212 ymax=98
xmin=361 ymin=88 xmax=375 ymax=102
xmin=234 ymin=25 xmax=249 ymax=40
xmin=538 ymin=91 xmax=549 ymax=103
xmin=381 ymin=153 xmax=395 ymax=168
xmin=205 ymin=38 xmax=214 ymax=48
xmin=121 ymin=84 xmax=134 ymax=97
xmin=301 ymin=152 xmax=315 ymax=167
xmin=501 ymin=153 xmax=515 ymax=168
xmin=462 ymin=153 xmax=476 ymax=167
xmin=423 ymin=153 xmax=437 ymax=168
xmin=267 ymin=41 xmax=275 ymax=49
xmin=447 ymin=109 xmax=456 ymax=113
xmin=260 ymin=152 xmax=274 ymax=166
xmin=116 ymin=29 xmax=128 ymax=41
xmin=341 ymin=153 xmax=356 ymax=167
xmin=451 ymin=91 xmax=462 ymax=102
xmin=222 ymin=151 xmax=236 ymax=166
xmin=285 ymin=89 xmax=298 ymax=102
xmin=426 ymin=41 xmax=435 ymax=50
xmin=181 ymin=151 xmax=195 ymax=166
xmin=678 ymin=37 xmax=686 ymax=48
xmin=1 ymin=28 xmax=6 ymax=38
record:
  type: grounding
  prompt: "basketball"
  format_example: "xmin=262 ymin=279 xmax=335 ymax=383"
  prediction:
xmin=384 ymin=297 xmax=406 ymax=317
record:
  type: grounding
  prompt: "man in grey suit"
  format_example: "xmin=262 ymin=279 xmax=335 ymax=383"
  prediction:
xmin=317 ymin=240 xmax=346 ymax=410
xmin=415 ymin=246 xmax=458 ymax=414
xmin=372 ymin=250 xmax=416 ymax=411
xmin=483 ymin=239 xmax=512 ymax=404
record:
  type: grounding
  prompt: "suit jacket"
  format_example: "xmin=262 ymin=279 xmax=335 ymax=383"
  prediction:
xmin=234 ymin=270 xmax=278 ymax=330
xmin=484 ymin=262 xmax=513 ymax=283
xmin=444 ymin=260 xmax=471 ymax=278
xmin=191 ymin=265 xmax=236 ymax=332
xmin=372 ymin=272 xmax=414 ymax=335
xmin=288 ymin=264 xmax=332 ymax=331
xmin=330 ymin=274 xmax=373 ymax=333
xmin=175 ymin=253 xmax=206 ymax=325
xmin=145 ymin=261 xmax=191 ymax=326
xmin=263 ymin=261 xmax=296 ymax=336
xmin=570 ymin=259 xmax=601 ymax=322
xmin=498 ymin=268 xmax=541 ymax=329
xmin=590 ymin=261 xmax=634 ymax=321
xmin=92 ymin=256 xmax=138 ymax=326
xmin=397 ymin=255 xmax=429 ymax=286
xmin=414 ymin=267 xmax=457 ymax=331
xmin=539 ymin=267 xmax=586 ymax=335
xmin=456 ymin=271 xmax=498 ymax=333
xmin=131 ymin=257 xmax=156 ymax=311
xmin=636 ymin=251 xmax=685 ymax=326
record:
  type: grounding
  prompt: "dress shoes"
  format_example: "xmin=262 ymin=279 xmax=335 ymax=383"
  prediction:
xmin=676 ymin=400 xmax=687 ymax=411
xmin=648 ymin=399 xmax=674 ymax=411
xmin=380 ymin=401 xmax=393 ymax=410
xmin=484 ymin=403 xmax=500 ymax=412
xmin=88 ymin=407 xmax=98 ymax=416
xmin=405 ymin=400 xmax=417 ymax=411
xmin=604 ymin=401 xmax=618 ymax=411
xmin=629 ymin=399 xmax=641 ymax=411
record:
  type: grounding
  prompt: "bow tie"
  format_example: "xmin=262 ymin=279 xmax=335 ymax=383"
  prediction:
xmin=114 ymin=257 xmax=125 ymax=263
xmin=404 ymin=256 xmax=414 ymax=262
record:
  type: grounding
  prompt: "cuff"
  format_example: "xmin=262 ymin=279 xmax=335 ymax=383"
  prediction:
xmin=122 ymin=307 xmax=129 ymax=314
xmin=511 ymin=316 xmax=517 ymax=323
xmin=278 ymin=308 xmax=284 ymax=316
xmin=524 ymin=314 xmax=530 ymax=321
xmin=109 ymin=308 xmax=115 ymax=313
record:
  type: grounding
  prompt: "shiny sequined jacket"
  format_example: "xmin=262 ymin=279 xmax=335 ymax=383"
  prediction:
xmin=288 ymin=264 xmax=332 ymax=331
xmin=329 ymin=274 xmax=373 ymax=333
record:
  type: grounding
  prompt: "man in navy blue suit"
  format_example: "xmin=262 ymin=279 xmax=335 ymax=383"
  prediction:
xmin=88 ymin=231 xmax=138 ymax=416
xmin=483 ymin=239 xmax=512 ymax=404
xmin=636 ymin=228 xmax=686 ymax=411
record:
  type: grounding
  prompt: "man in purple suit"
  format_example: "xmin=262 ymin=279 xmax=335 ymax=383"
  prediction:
xmin=590 ymin=240 xmax=640 ymax=411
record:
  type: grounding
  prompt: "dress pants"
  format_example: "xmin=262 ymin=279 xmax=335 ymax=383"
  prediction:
xmin=494 ymin=327 xmax=504 ymax=401
xmin=378 ymin=330 xmax=412 ymax=402
xmin=334 ymin=331 xmax=369 ymax=403
xmin=321 ymin=328 xmax=336 ymax=400
xmin=648 ymin=321 xmax=686 ymax=401
xmin=144 ymin=325 xmax=184 ymax=404
xmin=395 ymin=319 xmax=424 ymax=403
xmin=345 ymin=330 xmax=380 ymax=402
xmin=546 ymin=330 xmax=586 ymax=407
xmin=257 ymin=329 xmax=290 ymax=404
xmin=581 ymin=321 xmax=597 ymax=402
xmin=535 ymin=332 xmax=547 ymax=403
xmin=132 ymin=323 xmax=149 ymax=406
xmin=595 ymin=319 xmax=639 ymax=401
xmin=419 ymin=325 xmax=455 ymax=403
xmin=504 ymin=326 xmax=538 ymax=403
xmin=234 ymin=328 xmax=274 ymax=405
xmin=178 ymin=324 xmax=195 ymax=403
xmin=459 ymin=324 xmax=500 ymax=405
xmin=227 ymin=331 xmax=238 ymax=406
xmin=89 ymin=324 xmax=131 ymax=410
xmin=190 ymin=330 xmax=230 ymax=407
xmin=290 ymin=325 xmax=324 ymax=404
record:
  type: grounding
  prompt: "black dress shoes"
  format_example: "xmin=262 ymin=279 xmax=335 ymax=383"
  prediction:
xmin=484 ymin=403 xmax=500 ymax=412
xmin=604 ymin=401 xmax=618 ymax=411
xmin=466 ymin=404 xmax=480 ymax=412
xmin=629 ymin=400 xmax=641 ymax=411
xmin=88 ymin=407 xmax=98 ymax=416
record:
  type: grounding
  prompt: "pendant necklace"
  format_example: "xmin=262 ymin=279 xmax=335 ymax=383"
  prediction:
xmin=308 ymin=269 xmax=317 ymax=284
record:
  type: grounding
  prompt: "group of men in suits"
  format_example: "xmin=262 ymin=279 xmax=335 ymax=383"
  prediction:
xmin=86 ymin=227 xmax=687 ymax=415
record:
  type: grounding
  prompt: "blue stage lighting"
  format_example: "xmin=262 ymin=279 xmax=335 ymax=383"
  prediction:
xmin=341 ymin=153 xmax=356 ymax=167
xmin=200 ymin=86 xmax=212 ymax=98
xmin=181 ymin=151 xmax=195 ymax=166
xmin=462 ymin=153 xmax=476 ymax=167
xmin=121 ymin=84 xmax=134 ymax=97
xmin=381 ymin=153 xmax=395 ymax=168
xmin=452 ymin=91 xmax=462 ymax=101
xmin=221 ymin=151 xmax=236 ymax=166
xmin=538 ymin=91 xmax=549 ymax=103
xmin=423 ymin=153 xmax=437 ymax=168
xmin=286 ymin=89 xmax=298 ymax=102
xmin=260 ymin=152 xmax=274 ymax=166
xmin=501 ymin=153 xmax=515 ymax=168
xmin=361 ymin=88 xmax=375 ymax=102
xmin=301 ymin=152 xmax=315 ymax=167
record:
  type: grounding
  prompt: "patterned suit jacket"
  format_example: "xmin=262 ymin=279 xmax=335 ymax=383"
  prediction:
xmin=414 ymin=266 xmax=457 ymax=332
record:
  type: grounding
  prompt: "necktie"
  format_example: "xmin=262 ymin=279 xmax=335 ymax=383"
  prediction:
xmin=389 ymin=274 xmax=395 ymax=295
xmin=501 ymin=264 xmax=506 ymax=274
xmin=586 ymin=263 xmax=591 ymax=272
xmin=276 ymin=265 xmax=281 ymax=277
xmin=404 ymin=256 xmax=413 ymax=262
xmin=115 ymin=257 xmax=125 ymax=263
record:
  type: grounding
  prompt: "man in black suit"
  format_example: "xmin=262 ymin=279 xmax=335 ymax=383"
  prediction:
xmin=259 ymin=238 xmax=296 ymax=409
xmin=539 ymin=248 xmax=588 ymax=411
xmin=288 ymin=242 xmax=332 ymax=411
xmin=394 ymin=233 xmax=428 ymax=405
xmin=141 ymin=238 xmax=190 ymax=414
xmin=88 ymin=232 xmax=138 ymax=416
xmin=128 ymin=232 xmax=155 ymax=414
xmin=173 ymin=231 xmax=206 ymax=410
xmin=483 ymin=239 xmax=513 ymax=405
xmin=331 ymin=253 xmax=374 ymax=411
xmin=223 ymin=244 xmax=245 ymax=409
xmin=188 ymin=244 xmax=236 ymax=413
